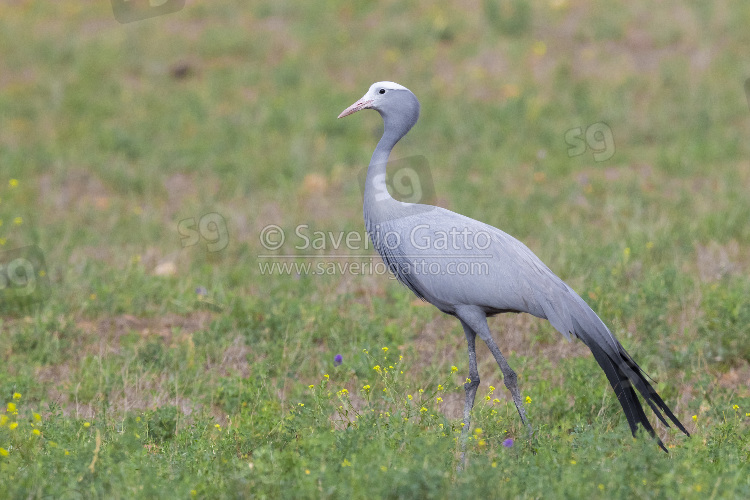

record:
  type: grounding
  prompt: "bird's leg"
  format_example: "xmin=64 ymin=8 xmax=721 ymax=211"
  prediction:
xmin=479 ymin=328 xmax=532 ymax=437
xmin=458 ymin=320 xmax=480 ymax=471
xmin=457 ymin=307 xmax=532 ymax=438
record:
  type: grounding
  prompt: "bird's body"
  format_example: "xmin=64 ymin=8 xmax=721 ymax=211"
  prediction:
xmin=339 ymin=81 xmax=688 ymax=455
xmin=368 ymin=204 xmax=568 ymax=319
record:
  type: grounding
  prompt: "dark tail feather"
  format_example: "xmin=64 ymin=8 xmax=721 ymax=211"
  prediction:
xmin=616 ymin=346 xmax=690 ymax=437
xmin=572 ymin=317 xmax=689 ymax=452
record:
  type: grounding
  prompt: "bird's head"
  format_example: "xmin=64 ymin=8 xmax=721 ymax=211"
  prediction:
xmin=338 ymin=81 xmax=420 ymax=134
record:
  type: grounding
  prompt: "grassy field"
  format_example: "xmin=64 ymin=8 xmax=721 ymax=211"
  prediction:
xmin=1 ymin=0 xmax=749 ymax=497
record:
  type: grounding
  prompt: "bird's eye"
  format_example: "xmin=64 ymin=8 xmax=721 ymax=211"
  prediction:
xmin=379 ymin=89 xmax=386 ymax=94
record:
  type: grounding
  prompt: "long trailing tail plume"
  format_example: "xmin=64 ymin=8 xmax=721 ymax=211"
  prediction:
xmin=572 ymin=315 xmax=689 ymax=452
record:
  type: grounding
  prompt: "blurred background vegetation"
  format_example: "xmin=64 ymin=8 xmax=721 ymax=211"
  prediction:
xmin=0 ymin=0 xmax=748 ymax=497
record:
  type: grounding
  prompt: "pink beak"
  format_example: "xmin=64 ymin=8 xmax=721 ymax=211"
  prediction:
xmin=338 ymin=99 xmax=373 ymax=118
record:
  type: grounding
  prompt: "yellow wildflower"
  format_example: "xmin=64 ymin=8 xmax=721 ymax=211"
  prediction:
xmin=0 ymin=448 xmax=8 ymax=456
xmin=0 ymin=415 xmax=7 ymax=426
xmin=83 ymin=422 xmax=91 ymax=428
xmin=420 ymin=407 xmax=427 ymax=413
xmin=438 ymin=385 xmax=443 ymax=391
xmin=373 ymin=365 xmax=381 ymax=372
xmin=363 ymin=385 xmax=371 ymax=391
xmin=33 ymin=413 xmax=41 ymax=422
xmin=13 ymin=217 xmax=22 ymax=226
xmin=341 ymin=459 xmax=352 ymax=467
xmin=7 ymin=403 xmax=16 ymax=413
xmin=525 ymin=396 xmax=532 ymax=404
xmin=214 ymin=424 xmax=221 ymax=430
xmin=532 ymin=41 xmax=546 ymax=56
xmin=692 ymin=415 xmax=697 ymax=421
xmin=451 ymin=366 xmax=458 ymax=373
xmin=437 ymin=397 xmax=443 ymax=403
xmin=9 ymin=179 xmax=18 ymax=188
xmin=732 ymin=405 xmax=739 ymax=410
xmin=12 ymin=393 xmax=21 ymax=400
xmin=32 ymin=429 xmax=40 ymax=436
xmin=382 ymin=347 xmax=388 ymax=352
xmin=407 ymin=395 xmax=412 ymax=400
xmin=9 ymin=422 xmax=18 ymax=430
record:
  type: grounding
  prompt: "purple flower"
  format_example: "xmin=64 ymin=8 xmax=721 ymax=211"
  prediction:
xmin=334 ymin=354 xmax=343 ymax=366
xmin=502 ymin=438 xmax=514 ymax=448
xmin=195 ymin=286 xmax=208 ymax=296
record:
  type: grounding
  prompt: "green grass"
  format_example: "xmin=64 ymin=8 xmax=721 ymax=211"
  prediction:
xmin=1 ymin=0 xmax=749 ymax=497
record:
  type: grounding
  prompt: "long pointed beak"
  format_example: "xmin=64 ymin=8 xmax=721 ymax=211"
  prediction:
xmin=338 ymin=99 xmax=373 ymax=119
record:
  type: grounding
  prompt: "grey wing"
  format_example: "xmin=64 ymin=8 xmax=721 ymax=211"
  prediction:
xmin=394 ymin=207 xmax=619 ymax=347
xmin=375 ymin=228 xmax=428 ymax=302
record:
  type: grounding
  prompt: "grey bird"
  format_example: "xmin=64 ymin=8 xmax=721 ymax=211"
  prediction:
xmin=338 ymin=81 xmax=689 ymax=454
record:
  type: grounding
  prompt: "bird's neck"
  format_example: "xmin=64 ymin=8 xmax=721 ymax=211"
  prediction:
xmin=363 ymin=127 xmax=403 ymax=232
xmin=364 ymin=130 xmax=399 ymax=201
